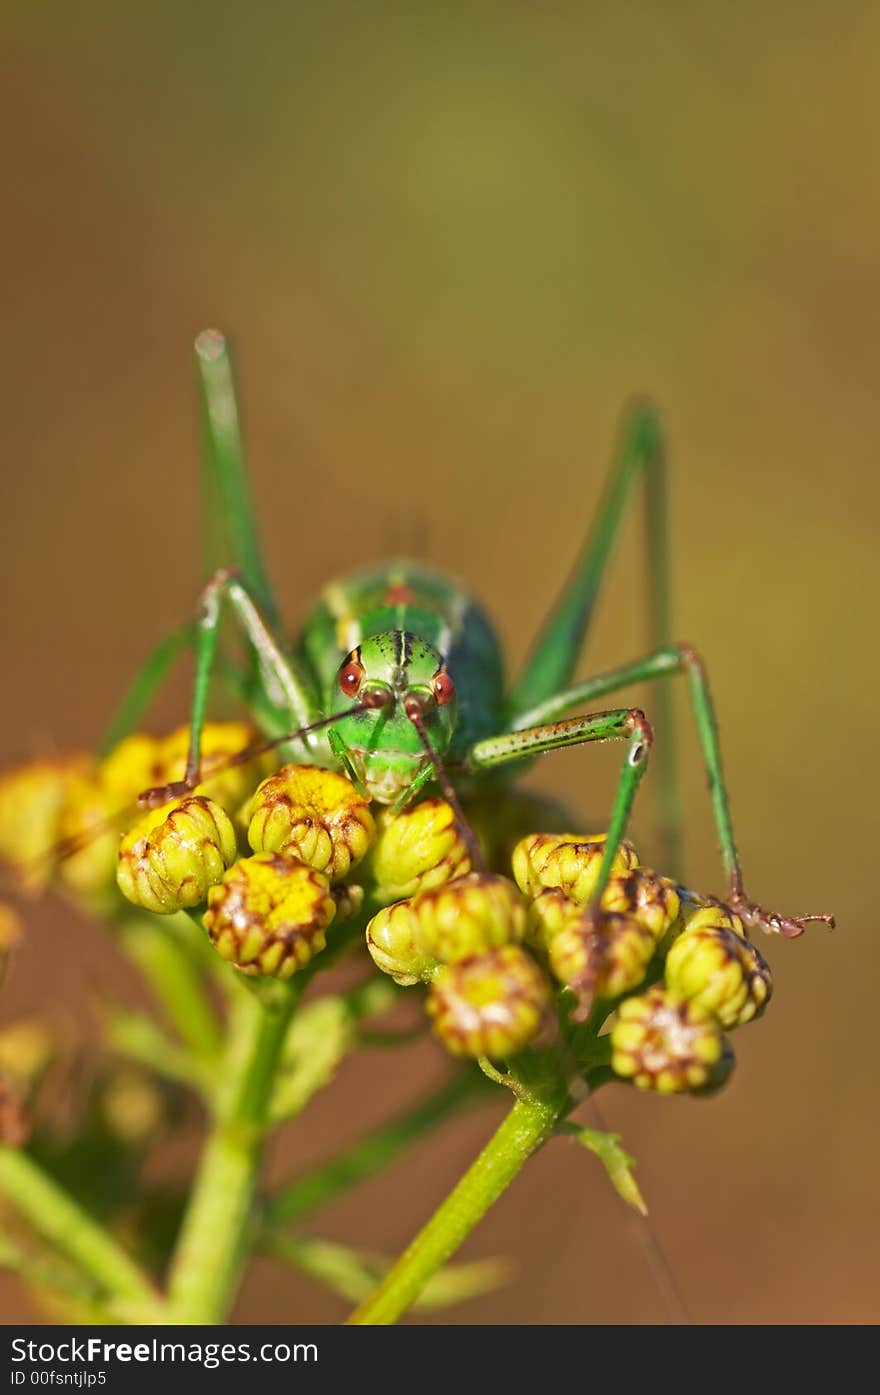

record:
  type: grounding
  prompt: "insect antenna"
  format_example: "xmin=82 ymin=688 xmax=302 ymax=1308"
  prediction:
xmin=20 ymin=703 xmax=377 ymax=880
xmin=136 ymin=701 xmax=381 ymax=809
xmin=403 ymin=697 xmax=487 ymax=874
xmin=584 ymin=1096 xmax=691 ymax=1325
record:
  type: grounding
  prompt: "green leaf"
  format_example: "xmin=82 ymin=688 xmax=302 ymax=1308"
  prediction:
xmin=266 ymin=1234 xmax=511 ymax=1310
xmin=563 ymin=1124 xmax=647 ymax=1215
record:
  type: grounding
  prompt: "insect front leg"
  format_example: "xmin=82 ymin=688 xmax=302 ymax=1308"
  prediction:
xmin=508 ymin=402 xmax=682 ymax=873
xmin=505 ymin=644 xmax=835 ymax=938
xmin=467 ymin=704 xmax=652 ymax=907
xmin=139 ymin=568 xmax=321 ymax=807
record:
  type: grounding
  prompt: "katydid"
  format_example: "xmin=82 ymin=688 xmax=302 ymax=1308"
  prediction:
xmin=117 ymin=328 xmax=832 ymax=942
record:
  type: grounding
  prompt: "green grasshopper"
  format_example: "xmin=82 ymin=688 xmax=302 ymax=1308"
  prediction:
xmin=115 ymin=328 xmax=830 ymax=941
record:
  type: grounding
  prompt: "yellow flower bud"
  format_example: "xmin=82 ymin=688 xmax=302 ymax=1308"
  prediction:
xmin=0 ymin=1018 xmax=54 ymax=1083
xmin=511 ymin=832 xmax=639 ymax=905
xmin=0 ymin=756 xmax=89 ymax=887
xmin=55 ymin=770 xmax=120 ymax=896
xmin=101 ymin=1070 xmax=165 ymax=1143
xmin=426 ymin=945 xmax=551 ymax=1059
xmin=525 ymin=887 xmax=583 ymax=957
xmin=117 ymin=795 xmax=237 ymax=913
xmin=665 ymin=924 xmax=772 ymax=1028
xmin=549 ymin=910 xmax=656 ymax=1000
xmin=680 ymin=902 xmax=745 ymax=939
xmin=247 ymin=764 xmax=375 ymax=883
xmin=203 ymin=852 xmax=336 ymax=978
xmin=366 ymin=798 xmax=472 ymax=902
xmin=600 ymin=868 xmax=680 ymax=943
xmin=366 ymin=900 xmax=436 ymax=985
xmin=611 ymin=986 xmax=726 ymax=1093
xmin=411 ymin=873 xmax=527 ymax=963
xmin=160 ymin=721 xmax=272 ymax=813
xmin=98 ymin=733 xmax=165 ymax=803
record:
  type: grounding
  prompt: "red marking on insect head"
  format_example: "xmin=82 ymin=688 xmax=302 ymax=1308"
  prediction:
xmin=385 ymin=584 xmax=416 ymax=605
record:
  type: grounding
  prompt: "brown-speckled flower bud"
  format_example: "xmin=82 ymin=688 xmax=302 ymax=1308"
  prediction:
xmin=665 ymin=923 xmax=772 ymax=1028
xmin=511 ymin=832 xmax=639 ymax=905
xmin=426 ymin=945 xmax=551 ymax=1059
xmin=679 ymin=901 xmax=745 ymax=939
xmin=525 ymin=887 xmax=584 ymax=957
xmin=366 ymin=798 xmax=472 ymax=902
xmin=247 ymin=764 xmax=375 ymax=883
xmin=600 ymin=868 xmax=680 ymax=943
xmin=366 ymin=900 xmax=437 ymax=985
xmin=117 ymin=796 xmax=237 ymax=913
xmin=549 ymin=910 xmax=656 ymax=1000
xmin=611 ymin=986 xmax=726 ymax=1093
xmin=204 ymin=852 xmax=336 ymax=978
xmin=410 ymin=873 xmax=527 ymax=963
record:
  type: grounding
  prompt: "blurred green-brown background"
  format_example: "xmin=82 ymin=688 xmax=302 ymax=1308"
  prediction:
xmin=2 ymin=3 xmax=877 ymax=1323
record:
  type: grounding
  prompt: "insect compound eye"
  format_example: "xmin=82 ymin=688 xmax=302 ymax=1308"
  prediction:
xmin=339 ymin=659 xmax=365 ymax=698
xmin=432 ymin=671 xmax=455 ymax=706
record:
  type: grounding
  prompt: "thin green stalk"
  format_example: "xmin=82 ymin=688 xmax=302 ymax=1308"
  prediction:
xmin=97 ymin=624 xmax=194 ymax=757
xmin=195 ymin=330 xmax=279 ymax=627
xmin=118 ymin=916 xmax=222 ymax=1060
xmin=0 ymin=1148 xmax=159 ymax=1317
xmin=266 ymin=1070 xmax=485 ymax=1228
xmin=166 ymin=984 xmax=299 ymax=1323
xmin=348 ymin=1062 xmax=567 ymax=1325
xmin=266 ymin=1233 xmax=510 ymax=1311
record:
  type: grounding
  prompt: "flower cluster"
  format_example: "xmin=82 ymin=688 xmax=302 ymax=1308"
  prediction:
xmin=366 ymin=817 xmax=773 ymax=1089
xmin=0 ymin=736 xmax=773 ymax=1096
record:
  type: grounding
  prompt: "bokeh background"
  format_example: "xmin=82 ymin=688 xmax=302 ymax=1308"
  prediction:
xmin=2 ymin=3 xmax=878 ymax=1323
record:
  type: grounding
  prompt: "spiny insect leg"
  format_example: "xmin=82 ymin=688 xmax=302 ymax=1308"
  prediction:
xmin=508 ymin=401 xmax=681 ymax=873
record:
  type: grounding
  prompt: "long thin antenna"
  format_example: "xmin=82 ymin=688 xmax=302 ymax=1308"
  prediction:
xmin=28 ymin=703 xmax=375 ymax=874
xmin=585 ymin=1096 xmax=692 ymax=1325
xmin=137 ymin=702 xmax=376 ymax=808
xmin=404 ymin=698 xmax=487 ymax=874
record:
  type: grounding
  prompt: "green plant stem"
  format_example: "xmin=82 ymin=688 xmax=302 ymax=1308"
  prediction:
xmin=266 ymin=1070 xmax=485 ymax=1228
xmin=266 ymin=1233 xmax=510 ymax=1311
xmin=348 ymin=1070 xmax=567 ymax=1325
xmin=118 ymin=915 xmax=222 ymax=1059
xmin=166 ymin=984 xmax=299 ymax=1323
xmin=0 ymin=1147 xmax=159 ymax=1316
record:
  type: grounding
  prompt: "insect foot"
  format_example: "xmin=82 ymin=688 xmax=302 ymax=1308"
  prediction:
xmin=426 ymin=946 xmax=552 ymax=1060
xmin=727 ymin=891 xmax=835 ymax=940
xmin=364 ymin=797 xmax=473 ymax=903
xmin=203 ymin=852 xmax=337 ymax=979
xmin=511 ymin=831 xmax=639 ymax=905
xmin=246 ymin=764 xmax=375 ymax=883
xmin=117 ymin=795 xmax=238 ymax=913
xmin=610 ymin=986 xmax=730 ymax=1095
xmin=665 ymin=920 xmax=772 ymax=1029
